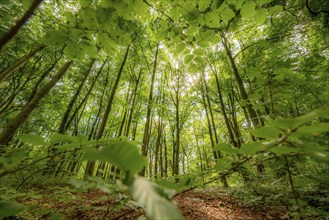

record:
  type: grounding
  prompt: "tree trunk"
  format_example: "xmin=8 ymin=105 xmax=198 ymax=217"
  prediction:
xmin=140 ymin=43 xmax=159 ymax=176
xmin=85 ymin=46 xmax=130 ymax=177
xmin=0 ymin=45 xmax=45 ymax=83
xmin=173 ymin=70 xmax=180 ymax=182
xmin=124 ymin=70 xmax=142 ymax=137
xmin=221 ymin=34 xmax=260 ymax=127
xmin=0 ymin=0 xmax=43 ymax=52
xmin=96 ymin=45 xmax=130 ymax=140
xmin=0 ymin=61 xmax=72 ymax=147
xmin=59 ymin=58 xmax=95 ymax=134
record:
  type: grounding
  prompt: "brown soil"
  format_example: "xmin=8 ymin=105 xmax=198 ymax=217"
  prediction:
xmin=17 ymin=188 xmax=289 ymax=219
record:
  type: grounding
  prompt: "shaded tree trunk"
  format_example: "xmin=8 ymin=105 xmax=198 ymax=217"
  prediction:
xmin=0 ymin=61 xmax=72 ymax=147
xmin=0 ymin=0 xmax=43 ymax=52
xmin=59 ymin=58 xmax=95 ymax=134
xmin=0 ymin=45 xmax=45 ymax=83
xmin=85 ymin=46 xmax=130 ymax=177
xmin=140 ymin=43 xmax=159 ymax=176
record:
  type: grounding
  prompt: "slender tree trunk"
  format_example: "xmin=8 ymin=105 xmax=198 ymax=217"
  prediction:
xmin=85 ymin=46 xmax=130 ymax=177
xmin=173 ymin=70 xmax=180 ymax=182
xmin=96 ymin=45 xmax=130 ymax=140
xmin=0 ymin=45 xmax=45 ymax=83
xmin=28 ymin=52 xmax=62 ymax=101
xmin=200 ymin=78 xmax=228 ymax=187
xmin=163 ymin=131 xmax=168 ymax=177
xmin=117 ymin=87 xmax=131 ymax=137
xmin=154 ymin=119 xmax=162 ymax=180
xmin=0 ymin=61 xmax=72 ymax=147
xmin=124 ymin=70 xmax=142 ymax=137
xmin=59 ymin=58 xmax=95 ymax=134
xmin=0 ymin=0 xmax=43 ymax=52
xmin=140 ymin=43 xmax=159 ymax=176
xmin=221 ymin=35 xmax=260 ymax=127
xmin=0 ymin=53 xmax=50 ymax=115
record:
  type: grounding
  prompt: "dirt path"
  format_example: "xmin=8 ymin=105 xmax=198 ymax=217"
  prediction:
xmin=18 ymin=188 xmax=288 ymax=219
xmin=174 ymin=189 xmax=287 ymax=220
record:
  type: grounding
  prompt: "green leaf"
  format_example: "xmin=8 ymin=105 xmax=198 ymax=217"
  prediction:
xmin=240 ymin=142 xmax=265 ymax=155
xmin=78 ymin=39 xmax=98 ymax=58
xmin=257 ymin=0 xmax=272 ymax=6
xmin=273 ymin=111 xmax=319 ymax=130
xmin=254 ymin=8 xmax=267 ymax=24
xmin=310 ymin=151 xmax=329 ymax=164
xmin=269 ymin=5 xmax=283 ymax=14
xmin=176 ymin=43 xmax=185 ymax=53
xmin=42 ymin=29 xmax=67 ymax=48
xmin=296 ymin=123 xmax=329 ymax=136
xmin=49 ymin=133 xmax=77 ymax=145
xmin=270 ymin=146 xmax=300 ymax=155
xmin=240 ymin=1 xmax=256 ymax=19
xmin=17 ymin=134 xmax=47 ymax=146
xmin=214 ymin=143 xmax=239 ymax=154
xmin=214 ymin=157 xmax=233 ymax=171
xmin=64 ymin=42 xmax=81 ymax=60
xmin=187 ymin=24 xmax=199 ymax=35
xmin=198 ymin=0 xmax=211 ymax=12
xmin=97 ymin=33 xmax=117 ymax=52
xmin=250 ymin=126 xmax=281 ymax=139
xmin=83 ymin=141 xmax=147 ymax=176
xmin=184 ymin=54 xmax=194 ymax=64
xmin=221 ymin=6 xmax=235 ymax=21
xmin=205 ymin=12 xmax=220 ymax=28
xmin=79 ymin=0 xmax=90 ymax=8
xmin=131 ymin=177 xmax=183 ymax=220
xmin=0 ymin=200 xmax=24 ymax=219
xmin=198 ymin=40 xmax=209 ymax=47
xmin=193 ymin=48 xmax=204 ymax=56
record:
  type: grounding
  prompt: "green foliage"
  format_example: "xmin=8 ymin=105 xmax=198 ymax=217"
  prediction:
xmin=240 ymin=1 xmax=256 ymax=19
xmin=0 ymin=200 xmax=24 ymax=219
xmin=254 ymin=8 xmax=267 ymax=24
xmin=0 ymin=0 xmax=328 ymax=218
xmin=131 ymin=177 xmax=183 ymax=220
xmin=83 ymin=140 xmax=147 ymax=177
xmin=17 ymin=134 xmax=48 ymax=146
xmin=250 ymin=126 xmax=281 ymax=139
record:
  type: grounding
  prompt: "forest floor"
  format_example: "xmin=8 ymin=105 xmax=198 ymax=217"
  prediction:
xmin=15 ymin=186 xmax=291 ymax=220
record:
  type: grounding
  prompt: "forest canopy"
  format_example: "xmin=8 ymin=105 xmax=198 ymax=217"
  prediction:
xmin=0 ymin=0 xmax=328 ymax=219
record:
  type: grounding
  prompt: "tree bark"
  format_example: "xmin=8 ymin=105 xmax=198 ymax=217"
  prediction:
xmin=0 ymin=0 xmax=43 ymax=52
xmin=0 ymin=45 xmax=45 ymax=83
xmin=58 ymin=58 xmax=95 ymax=134
xmin=96 ymin=45 xmax=130 ymax=140
xmin=140 ymin=43 xmax=159 ymax=176
xmin=221 ymin=35 xmax=260 ymax=127
xmin=85 ymin=46 xmax=130 ymax=177
xmin=0 ymin=61 xmax=72 ymax=147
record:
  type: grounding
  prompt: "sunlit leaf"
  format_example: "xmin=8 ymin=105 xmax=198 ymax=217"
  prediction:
xmin=205 ymin=11 xmax=220 ymax=28
xmin=240 ymin=1 xmax=256 ymax=19
xmin=221 ymin=6 xmax=235 ymax=21
xmin=83 ymin=141 xmax=147 ymax=176
xmin=49 ymin=133 xmax=77 ymax=145
xmin=198 ymin=0 xmax=211 ymax=12
xmin=17 ymin=134 xmax=47 ymax=146
xmin=269 ymin=5 xmax=283 ymax=14
xmin=131 ymin=177 xmax=183 ymax=220
xmin=254 ymin=8 xmax=267 ymax=24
